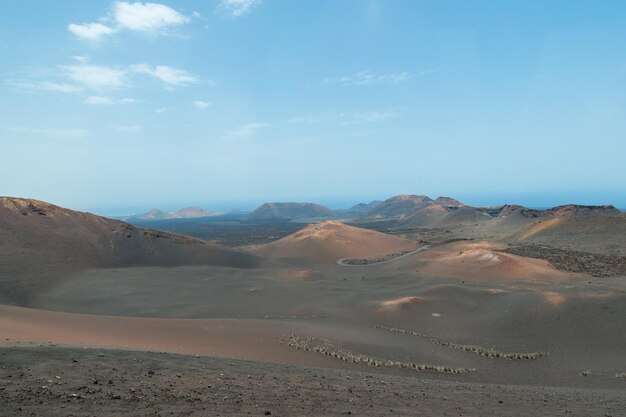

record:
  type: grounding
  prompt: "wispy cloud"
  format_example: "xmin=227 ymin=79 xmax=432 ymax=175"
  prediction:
xmin=84 ymin=96 xmax=138 ymax=105
xmin=68 ymin=22 xmax=115 ymax=41
xmin=131 ymin=64 xmax=199 ymax=88
xmin=223 ymin=122 xmax=271 ymax=140
xmin=325 ymin=70 xmax=433 ymax=86
xmin=193 ymin=100 xmax=210 ymax=109
xmin=290 ymin=109 xmax=400 ymax=125
xmin=8 ymin=80 xmax=83 ymax=94
xmin=9 ymin=127 xmax=88 ymax=137
xmin=68 ymin=1 xmax=191 ymax=41
xmin=108 ymin=124 xmax=143 ymax=132
xmin=219 ymin=0 xmax=261 ymax=17
xmin=61 ymin=65 xmax=128 ymax=89
xmin=15 ymin=61 xmax=203 ymax=97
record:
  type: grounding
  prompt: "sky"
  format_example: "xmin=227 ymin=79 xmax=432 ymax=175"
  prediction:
xmin=1 ymin=0 xmax=625 ymax=214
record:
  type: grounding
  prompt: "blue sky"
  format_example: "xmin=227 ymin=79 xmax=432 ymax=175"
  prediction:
xmin=1 ymin=1 xmax=625 ymax=214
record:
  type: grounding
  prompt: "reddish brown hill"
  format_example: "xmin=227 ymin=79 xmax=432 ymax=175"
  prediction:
xmin=433 ymin=196 xmax=464 ymax=207
xmin=251 ymin=221 xmax=416 ymax=263
xmin=364 ymin=195 xmax=435 ymax=219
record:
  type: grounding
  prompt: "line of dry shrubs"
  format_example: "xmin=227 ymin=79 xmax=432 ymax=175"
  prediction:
xmin=283 ymin=334 xmax=475 ymax=374
xmin=373 ymin=325 xmax=548 ymax=360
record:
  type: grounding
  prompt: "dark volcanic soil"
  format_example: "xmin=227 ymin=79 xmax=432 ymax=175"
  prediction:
xmin=500 ymin=245 xmax=626 ymax=277
xmin=2 ymin=345 xmax=624 ymax=417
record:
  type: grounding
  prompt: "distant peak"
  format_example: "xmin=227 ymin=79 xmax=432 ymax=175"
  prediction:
xmin=434 ymin=196 xmax=464 ymax=207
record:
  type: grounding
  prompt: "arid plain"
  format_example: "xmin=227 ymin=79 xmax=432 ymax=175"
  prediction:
xmin=1 ymin=195 xmax=625 ymax=416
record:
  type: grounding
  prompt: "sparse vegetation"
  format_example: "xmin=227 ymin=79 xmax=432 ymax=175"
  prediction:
xmin=499 ymin=245 xmax=626 ymax=277
xmin=616 ymin=372 xmax=626 ymax=379
xmin=284 ymin=335 xmax=475 ymax=374
xmin=373 ymin=325 xmax=548 ymax=360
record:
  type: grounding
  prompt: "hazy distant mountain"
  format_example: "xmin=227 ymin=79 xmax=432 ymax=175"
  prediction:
xmin=245 ymin=202 xmax=336 ymax=220
xmin=131 ymin=209 xmax=179 ymax=221
xmin=175 ymin=207 xmax=222 ymax=218
xmin=126 ymin=207 xmax=222 ymax=222
xmin=347 ymin=200 xmax=382 ymax=214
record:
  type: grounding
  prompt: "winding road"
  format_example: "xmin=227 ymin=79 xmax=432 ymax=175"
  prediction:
xmin=336 ymin=244 xmax=430 ymax=267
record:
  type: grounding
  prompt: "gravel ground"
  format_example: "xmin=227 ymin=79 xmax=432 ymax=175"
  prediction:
xmin=1 ymin=345 xmax=624 ymax=417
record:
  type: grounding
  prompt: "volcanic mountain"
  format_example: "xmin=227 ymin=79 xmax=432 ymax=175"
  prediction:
xmin=250 ymin=221 xmax=416 ymax=263
xmin=0 ymin=197 xmax=258 ymax=305
xmin=364 ymin=195 xmax=435 ymax=219
xmin=245 ymin=202 xmax=336 ymax=221
xmin=398 ymin=205 xmax=491 ymax=228
xmin=511 ymin=205 xmax=626 ymax=253
xmin=433 ymin=196 xmax=464 ymax=207
xmin=127 ymin=207 xmax=222 ymax=221
xmin=346 ymin=200 xmax=383 ymax=215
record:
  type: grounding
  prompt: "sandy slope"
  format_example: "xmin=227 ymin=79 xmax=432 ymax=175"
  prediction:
xmin=0 ymin=197 xmax=259 ymax=305
xmin=0 ymin=304 xmax=338 ymax=367
xmin=414 ymin=241 xmax=575 ymax=281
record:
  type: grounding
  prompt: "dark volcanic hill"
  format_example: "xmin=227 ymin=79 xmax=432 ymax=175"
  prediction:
xmin=245 ymin=202 xmax=336 ymax=221
xmin=346 ymin=200 xmax=382 ymax=214
xmin=0 ymin=197 xmax=258 ymax=305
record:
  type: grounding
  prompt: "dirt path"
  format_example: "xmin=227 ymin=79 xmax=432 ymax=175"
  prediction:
xmin=337 ymin=245 xmax=430 ymax=266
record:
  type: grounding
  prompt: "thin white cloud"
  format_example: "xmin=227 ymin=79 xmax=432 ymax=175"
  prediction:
xmin=9 ymin=80 xmax=83 ymax=94
xmin=40 ymin=82 xmax=83 ymax=93
xmin=72 ymin=56 xmax=88 ymax=63
xmin=84 ymin=96 xmax=138 ymax=105
xmin=193 ymin=100 xmax=210 ymax=109
xmin=325 ymin=70 xmax=428 ymax=86
xmin=131 ymin=64 xmax=198 ymax=87
xmin=219 ymin=0 xmax=261 ymax=17
xmin=68 ymin=22 xmax=115 ymax=41
xmin=13 ymin=61 xmax=202 ymax=101
xmin=108 ymin=124 xmax=143 ymax=132
xmin=9 ymin=127 xmax=88 ymax=137
xmin=68 ymin=2 xmax=190 ymax=41
xmin=290 ymin=109 xmax=400 ymax=125
xmin=113 ymin=2 xmax=190 ymax=31
xmin=155 ymin=107 xmax=168 ymax=113
xmin=224 ymin=122 xmax=271 ymax=139
xmin=62 ymin=65 xmax=127 ymax=89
